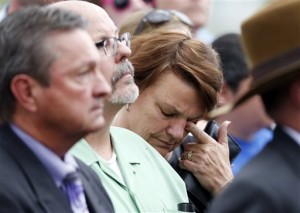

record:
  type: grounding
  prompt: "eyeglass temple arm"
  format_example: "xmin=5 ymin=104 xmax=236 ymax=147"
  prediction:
xmin=133 ymin=18 xmax=147 ymax=36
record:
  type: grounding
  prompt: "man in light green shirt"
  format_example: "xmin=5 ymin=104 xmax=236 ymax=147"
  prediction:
xmin=50 ymin=1 xmax=189 ymax=212
xmin=73 ymin=127 xmax=188 ymax=212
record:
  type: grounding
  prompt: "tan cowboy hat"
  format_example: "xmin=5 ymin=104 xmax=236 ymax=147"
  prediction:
xmin=209 ymin=0 xmax=300 ymax=118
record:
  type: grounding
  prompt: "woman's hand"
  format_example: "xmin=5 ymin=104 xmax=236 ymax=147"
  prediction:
xmin=179 ymin=121 xmax=233 ymax=196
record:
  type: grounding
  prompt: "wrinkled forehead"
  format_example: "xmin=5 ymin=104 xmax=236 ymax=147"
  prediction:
xmin=88 ymin=7 xmax=118 ymax=41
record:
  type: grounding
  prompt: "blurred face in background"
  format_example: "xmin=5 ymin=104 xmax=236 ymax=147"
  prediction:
xmin=100 ymin=0 xmax=154 ymax=26
xmin=219 ymin=77 xmax=273 ymax=139
xmin=17 ymin=0 xmax=60 ymax=7
xmin=155 ymin=0 xmax=211 ymax=32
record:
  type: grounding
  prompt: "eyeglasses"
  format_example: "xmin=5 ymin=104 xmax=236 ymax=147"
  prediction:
xmin=95 ymin=32 xmax=131 ymax=57
xmin=102 ymin=0 xmax=153 ymax=10
xmin=133 ymin=9 xmax=193 ymax=36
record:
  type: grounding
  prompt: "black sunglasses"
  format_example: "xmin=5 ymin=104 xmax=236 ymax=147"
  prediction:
xmin=113 ymin=0 xmax=153 ymax=9
xmin=133 ymin=9 xmax=193 ymax=36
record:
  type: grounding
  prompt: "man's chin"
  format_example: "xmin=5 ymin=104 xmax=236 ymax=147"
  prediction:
xmin=109 ymin=85 xmax=139 ymax=104
xmin=88 ymin=118 xmax=106 ymax=132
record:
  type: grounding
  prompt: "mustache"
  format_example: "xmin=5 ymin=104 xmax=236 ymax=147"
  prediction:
xmin=111 ymin=60 xmax=134 ymax=85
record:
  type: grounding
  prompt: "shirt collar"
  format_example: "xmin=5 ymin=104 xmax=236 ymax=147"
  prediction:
xmin=10 ymin=123 xmax=78 ymax=187
xmin=283 ymin=125 xmax=300 ymax=146
xmin=0 ymin=4 xmax=9 ymax=22
xmin=73 ymin=138 xmax=99 ymax=166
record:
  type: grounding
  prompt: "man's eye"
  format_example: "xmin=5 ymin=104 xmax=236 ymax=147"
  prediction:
xmin=95 ymin=40 xmax=105 ymax=49
xmin=78 ymin=70 xmax=91 ymax=76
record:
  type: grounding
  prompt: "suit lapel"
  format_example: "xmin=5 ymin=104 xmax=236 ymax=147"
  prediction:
xmin=272 ymin=126 xmax=300 ymax=177
xmin=98 ymin=160 xmax=127 ymax=187
xmin=76 ymin=159 xmax=114 ymax=213
xmin=116 ymin=153 xmax=138 ymax=195
xmin=0 ymin=125 xmax=72 ymax=213
xmin=75 ymin=139 xmax=127 ymax=188
xmin=77 ymin=162 xmax=97 ymax=213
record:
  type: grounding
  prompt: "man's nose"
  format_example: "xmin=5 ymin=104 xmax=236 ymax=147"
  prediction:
xmin=115 ymin=41 xmax=131 ymax=63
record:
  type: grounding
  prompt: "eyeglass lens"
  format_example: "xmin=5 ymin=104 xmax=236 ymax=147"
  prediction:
xmin=146 ymin=10 xmax=171 ymax=23
xmin=104 ymin=38 xmax=118 ymax=56
xmin=134 ymin=10 xmax=170 ymax=35
xmin=96 ymin=32 xmax=130 ymax=57
xmin=119 ymin=33 xmax=131 ymax=48
xmin=170 ymin=10 xmax=193 ymax=26
xmin=133 ymin=10 xmax=193 ymax=36
xmin=114 ymin=0 xmax=153 ymax=9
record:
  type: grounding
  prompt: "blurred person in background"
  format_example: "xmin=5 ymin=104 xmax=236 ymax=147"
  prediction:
xmin=87 ymin=0 xmax=154 ymax=26
xmin=153 ymin=0 xmax=214 ymax=43
xmin=212 ymin=33 xmax=274 ymax=175
xmin=84 ymin=0 xmax=213 ymax=42
xmin=119 ymin=8 xmax=193 ymax=37
xmin=208 ymin=0 xmax=300 ymax=211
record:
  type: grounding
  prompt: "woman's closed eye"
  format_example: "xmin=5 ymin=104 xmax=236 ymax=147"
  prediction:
xmin=161 ymin=109 xmax=176 ymax=118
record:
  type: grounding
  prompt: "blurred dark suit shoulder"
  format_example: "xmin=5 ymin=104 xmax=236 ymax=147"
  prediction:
xmin=208 ymin=126 xmax=300 ymax=213
xmin=0 ymin=125 xmax=114 ymax=213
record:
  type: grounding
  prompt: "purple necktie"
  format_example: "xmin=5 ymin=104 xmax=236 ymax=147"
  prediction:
xmin=62 ymin=171 xmax=89 ymax=213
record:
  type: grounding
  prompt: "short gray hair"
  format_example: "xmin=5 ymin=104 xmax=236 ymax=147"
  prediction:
xmin=0 ymin=6 xmax=88 ymax=125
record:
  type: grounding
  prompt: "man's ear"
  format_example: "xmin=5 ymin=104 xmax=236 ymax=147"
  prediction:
xmin=290 ymin=77 xmax=300 ymax=108
xmin=218 ymin=82 xmax=234 ymax=106
xmin=10 ymin=74 xmax=39 ymax=112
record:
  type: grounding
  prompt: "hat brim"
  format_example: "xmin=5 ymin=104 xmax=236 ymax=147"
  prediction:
xmin=208 ymin=60 xmax=300 ymax=118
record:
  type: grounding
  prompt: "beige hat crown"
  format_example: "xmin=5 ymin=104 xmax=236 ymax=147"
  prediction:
xmin=209 ymin=0 xmax=300 ymax=118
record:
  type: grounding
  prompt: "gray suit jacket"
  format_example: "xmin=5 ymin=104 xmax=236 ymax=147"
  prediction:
xmin=208 ymin=126 xmax=300 ymax=213
xmin=0 ymin=125 xmax=114 ymax=213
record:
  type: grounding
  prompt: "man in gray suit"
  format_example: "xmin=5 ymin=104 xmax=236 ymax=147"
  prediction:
xmin=0 ymin=6 xmax=114 ymax=212
xmin=208 ymin=0 xmax=300 ymax=212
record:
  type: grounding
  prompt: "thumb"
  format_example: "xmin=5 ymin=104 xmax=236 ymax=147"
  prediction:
xmin=218 ymin=121 xmax=231 ymax=145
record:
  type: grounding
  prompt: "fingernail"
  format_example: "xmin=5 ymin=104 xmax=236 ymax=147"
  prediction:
xmin=225 ymin=120 xmax=231 ymax=127
xmin=185 ymin=122 xmax=190 ymax=129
